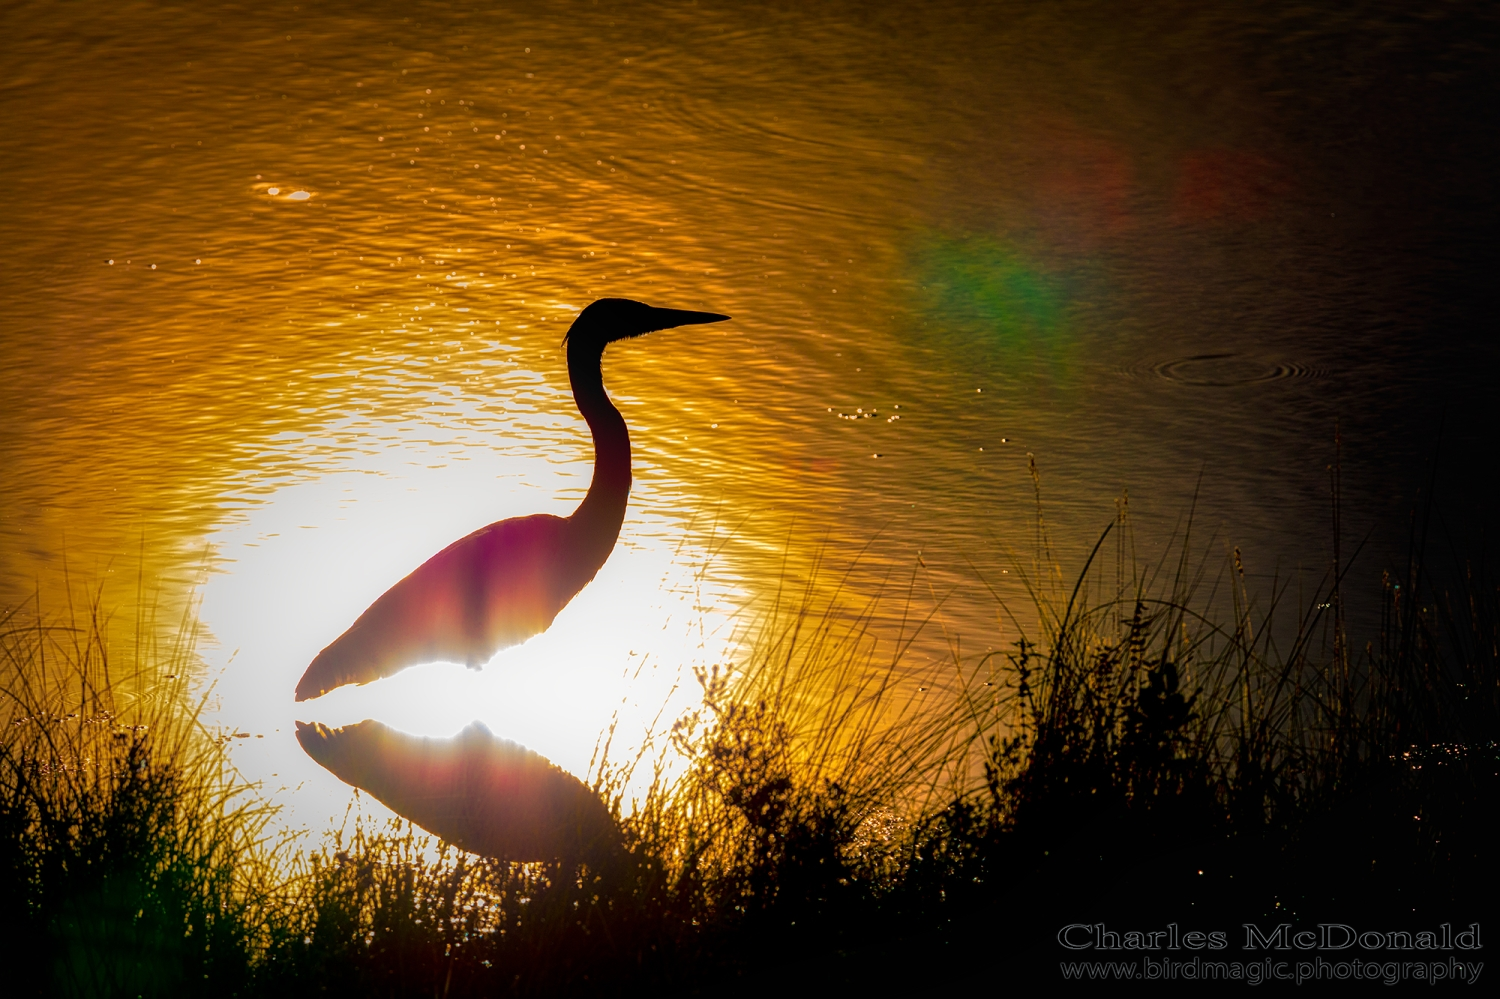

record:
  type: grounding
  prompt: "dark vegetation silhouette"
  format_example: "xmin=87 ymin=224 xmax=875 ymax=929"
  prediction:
xmin=294 ymin=298 xmax=728 ymax=861
xmin=3 ymin=477 xmax=1495 ymax=995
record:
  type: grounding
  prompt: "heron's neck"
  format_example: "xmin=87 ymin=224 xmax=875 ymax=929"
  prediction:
xmin=566 ymin=343 xmax=631 ymax=542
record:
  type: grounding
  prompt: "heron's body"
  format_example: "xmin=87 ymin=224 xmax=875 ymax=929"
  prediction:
xmin=297 ymin=513 xmax=576 ymax=695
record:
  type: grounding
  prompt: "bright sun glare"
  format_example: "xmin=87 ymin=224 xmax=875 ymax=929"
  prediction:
xmin=196 ymin=416 xmax=742 ymax=835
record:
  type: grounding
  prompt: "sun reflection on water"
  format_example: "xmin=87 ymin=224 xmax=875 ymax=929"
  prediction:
xmin=196 ymin=415 xmax=742 ymax=835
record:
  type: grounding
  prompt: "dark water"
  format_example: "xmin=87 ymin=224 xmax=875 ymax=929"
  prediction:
xmin=2 ymin=0 xmax=1495 ymax=822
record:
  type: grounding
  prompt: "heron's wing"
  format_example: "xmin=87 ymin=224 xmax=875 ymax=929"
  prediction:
xmin=295 ymin=513 xmax=570 ymax=700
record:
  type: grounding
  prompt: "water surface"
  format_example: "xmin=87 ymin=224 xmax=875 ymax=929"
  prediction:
xmin=2 ymin=0 xmax=1495 ymax=825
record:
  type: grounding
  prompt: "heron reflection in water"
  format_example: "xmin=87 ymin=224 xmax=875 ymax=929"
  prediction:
xmin=295 ymin=299 xmax=731 ymax=861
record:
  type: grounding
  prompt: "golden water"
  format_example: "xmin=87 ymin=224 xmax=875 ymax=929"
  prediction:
xmin=3 ymin=1 xmax=1491 ymax=828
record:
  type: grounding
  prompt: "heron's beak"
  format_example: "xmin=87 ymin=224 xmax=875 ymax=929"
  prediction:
xmin=641 ymin=307 xmax=731 ymax=334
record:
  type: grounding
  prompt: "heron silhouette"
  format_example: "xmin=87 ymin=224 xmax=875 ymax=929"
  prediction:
xmin=293 ymin=297 xmax=729 ymax=860
xmin=295 ymin=298 xmax=729 ymax=701
xmin=296 ymin=718 xmax=622 ymax=862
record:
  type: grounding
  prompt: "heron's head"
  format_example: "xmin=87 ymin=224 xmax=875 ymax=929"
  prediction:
xmin=563 ymin=298 xmax=730 ymax=352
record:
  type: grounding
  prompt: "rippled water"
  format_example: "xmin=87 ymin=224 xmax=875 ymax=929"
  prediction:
xmin=3 ymin=1 xmax=1495 ymax=824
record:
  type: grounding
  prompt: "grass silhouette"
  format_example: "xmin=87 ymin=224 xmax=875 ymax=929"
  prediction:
xmin=0 ymin=587 xmax=277 ymax=996
xmin=2 ymin=501 xmax=1495 ymax=996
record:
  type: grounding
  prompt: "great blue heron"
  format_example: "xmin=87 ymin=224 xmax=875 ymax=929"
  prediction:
xmin=295 ymin=298 xmax=730 ymax=701
xmin=293 ymin=298 xmax=730 ymax=860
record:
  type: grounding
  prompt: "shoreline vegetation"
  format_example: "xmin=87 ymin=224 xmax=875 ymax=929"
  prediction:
xmin=2 ymin=502 xmax=1496 ymax=996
